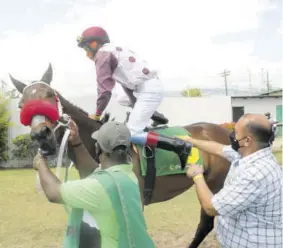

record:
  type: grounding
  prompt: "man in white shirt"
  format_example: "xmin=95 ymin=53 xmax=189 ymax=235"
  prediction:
xmin=182 ymin=113 xmax=282 ymax=248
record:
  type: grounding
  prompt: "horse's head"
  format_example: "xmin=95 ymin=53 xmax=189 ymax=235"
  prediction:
xmin=10 ymin=63 xmax=114 ymax=157
xmin=10 ymin=63 xmax=73 ymax=156
xmin=11 ymin=63 xmax=54 ymax=108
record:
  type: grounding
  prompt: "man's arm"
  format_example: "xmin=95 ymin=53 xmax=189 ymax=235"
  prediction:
xmin=94 ymin=51 xmax=118 ymax=117
xmin=34 ymin=154 xmax=102 ymax=211
xmin=193 ymin=175 xmax=218 ymax=216
xmin=68 ymin=121 xmax=98 ymax=178
xmin=181 ymin=136 xmax=240 ymax=163
xmin=190 ymin=165 xmax=263 ymax=217
xmin=34 ymin=154 xmax=63 ymax=203
xmin=181 ymin=136 xmax=226 ymax=158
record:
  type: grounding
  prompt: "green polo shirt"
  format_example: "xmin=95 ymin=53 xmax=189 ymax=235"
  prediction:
xmin=60 ymin=164 xmax=147 ymax=248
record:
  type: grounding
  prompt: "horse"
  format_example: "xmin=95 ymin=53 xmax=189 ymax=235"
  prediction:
xmin=10 ymin=63 xmax=231 ymax=248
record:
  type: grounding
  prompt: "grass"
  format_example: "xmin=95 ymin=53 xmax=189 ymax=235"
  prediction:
xmin=0 ymin=151 xmax=281 ymax=248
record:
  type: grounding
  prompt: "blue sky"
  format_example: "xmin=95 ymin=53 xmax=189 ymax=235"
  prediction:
xmin=0 ymin=0 xmax=281 ymax=96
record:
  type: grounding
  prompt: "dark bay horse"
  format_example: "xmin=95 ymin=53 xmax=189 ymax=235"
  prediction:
xmin=10 ymin=64 xmax=231 ymax=248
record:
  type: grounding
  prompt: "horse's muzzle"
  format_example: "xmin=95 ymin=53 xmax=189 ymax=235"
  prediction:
xmin=31 ymin=126 xmax=57 ymax=156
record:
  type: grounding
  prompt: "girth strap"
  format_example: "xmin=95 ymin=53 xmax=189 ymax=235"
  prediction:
xmin=143 ymin=146 xmax=156 ymax=205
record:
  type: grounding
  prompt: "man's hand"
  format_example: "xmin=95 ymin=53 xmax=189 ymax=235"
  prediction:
xmin=33 ymin=153 xmax=47 ymax=170
xmin=68 ymin=120 xmax=82 ymax=145
xmin=186 ymin=164 xmax=204 ymax=179
xmin=89 ymin=114 xmax=101 ymax=121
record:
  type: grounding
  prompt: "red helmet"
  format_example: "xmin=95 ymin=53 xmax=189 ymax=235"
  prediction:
xmin=77 ymin=26 xmax=110 ymax=48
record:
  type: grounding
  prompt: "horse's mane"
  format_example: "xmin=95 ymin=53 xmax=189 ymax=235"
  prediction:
xmin=56 ymin=91 xmax=89 ymax=116
xmin=27 ymin=80 xmax=90 ymax=116
xmin=56 ymin=91 xmax=113 ymax=125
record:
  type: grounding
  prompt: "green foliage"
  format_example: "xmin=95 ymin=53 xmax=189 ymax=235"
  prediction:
xmin=0 ymin=92 xmax=11 ymax=162
xmin=181 ymin=88 xmax=202 ymax=97
xmin=12 ymin=134 xmax=38 ymax=160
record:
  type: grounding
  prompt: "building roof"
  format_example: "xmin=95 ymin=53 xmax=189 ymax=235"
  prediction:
xmin=232 ymin=95 xmax=282 ymax=99
xmin=260 ymin=89 xmax=282 ymax=96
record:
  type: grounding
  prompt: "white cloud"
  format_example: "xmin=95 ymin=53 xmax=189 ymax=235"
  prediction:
xmin=0 ymin=0 xmax=281 ymax=97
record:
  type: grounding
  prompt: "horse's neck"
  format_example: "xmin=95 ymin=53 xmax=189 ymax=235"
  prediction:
xmin=58 ymin=95 xmax=99 ymax=157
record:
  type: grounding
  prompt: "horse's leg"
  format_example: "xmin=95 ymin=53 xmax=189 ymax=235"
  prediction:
xmin=188 ymin=209 xmax=214 ymax=248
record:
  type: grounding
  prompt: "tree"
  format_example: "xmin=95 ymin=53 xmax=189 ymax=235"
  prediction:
xmin=12 ymin=134 xmax=39 ymax=160
xmin=181 ymin=87 xmax=202 ymax=97
xmin=0 ymin=91 xmax=11 ymax=162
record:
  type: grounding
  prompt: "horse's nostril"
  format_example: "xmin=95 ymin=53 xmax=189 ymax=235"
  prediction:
xmin=40 ymin=126 xmax=51 ymax=137
xmin=31 ymin=126 xmax=52 ymax=141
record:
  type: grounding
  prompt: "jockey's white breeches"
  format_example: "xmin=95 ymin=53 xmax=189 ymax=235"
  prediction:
xmin=118 ymin=78 xmax=164 ymax=135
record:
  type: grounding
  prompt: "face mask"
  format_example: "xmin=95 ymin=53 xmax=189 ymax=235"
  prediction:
xmin=229 ymin=131 xmax=247 ymax=151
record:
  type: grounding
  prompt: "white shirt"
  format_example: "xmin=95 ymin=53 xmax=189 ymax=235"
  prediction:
xmin=211 ymin=146 xmax=282 ymax=248
xmin=99 ymin=43 xmax=158 ymax=90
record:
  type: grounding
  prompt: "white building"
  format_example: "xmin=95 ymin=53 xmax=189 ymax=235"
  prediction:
xmin=231 ymin=95 xmax=282 ymax=122
xmin=7 ymin=92 xmax=282 ymax=144
xmin=8 ymin=95 xmax=232 ymax=142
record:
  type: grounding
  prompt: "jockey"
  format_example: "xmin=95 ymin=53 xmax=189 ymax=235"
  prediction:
xmin=77 ymin=26 xmax=191 ymax=168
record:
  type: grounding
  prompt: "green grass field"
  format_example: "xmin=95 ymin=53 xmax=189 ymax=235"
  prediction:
xmin=0 ymin=151 xmax=281 ymax=248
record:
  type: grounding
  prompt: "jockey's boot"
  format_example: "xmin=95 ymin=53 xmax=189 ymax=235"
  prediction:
xmin=151 ymin=111 xmax=169 ymax=125
xmin=155 ymin=134 xmax=192 ymax=169
xmin=131 ymin=132 xmax=192 ymax=169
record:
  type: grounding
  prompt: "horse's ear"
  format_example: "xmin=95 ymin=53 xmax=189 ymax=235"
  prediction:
xmin=9 ymin=74 xmax=27 ymax=94
xmin=40 ymin=63 xmax=53 ymax=85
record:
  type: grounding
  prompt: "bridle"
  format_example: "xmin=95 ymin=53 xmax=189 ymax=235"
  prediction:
xmin=22 ymin=81 xmax=74 ymax=189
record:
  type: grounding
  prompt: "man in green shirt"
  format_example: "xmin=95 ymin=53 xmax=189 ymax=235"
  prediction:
xmin=34 ymin=120 xmax=155 ymax=248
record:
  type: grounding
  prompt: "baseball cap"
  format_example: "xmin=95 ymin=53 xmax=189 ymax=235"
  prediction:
xmin=91 ymin=121 xmax=131 ymax=153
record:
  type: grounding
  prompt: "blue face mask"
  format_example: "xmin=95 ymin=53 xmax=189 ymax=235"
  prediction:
xmin=229 ymin=131 xmax=247 ymax=151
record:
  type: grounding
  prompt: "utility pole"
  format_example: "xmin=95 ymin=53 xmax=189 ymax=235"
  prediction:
xmin=261 ymin=68 xmax=265 ymax=88
xmin=220 ymin=69 xmax=230 ymax=96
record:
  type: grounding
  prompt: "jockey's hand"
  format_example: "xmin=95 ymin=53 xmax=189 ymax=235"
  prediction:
xmin=89 ymin=114 xmax=101 ymax=121
xmin=186 ymin=164 xmax=204 ymax=180
xmin=68 ymin=119 xmax=81 ymax=145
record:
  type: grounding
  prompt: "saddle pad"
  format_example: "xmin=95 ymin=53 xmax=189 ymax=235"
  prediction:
xmin=135 ymin=126 xmax=203 ymax=177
